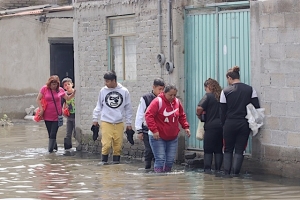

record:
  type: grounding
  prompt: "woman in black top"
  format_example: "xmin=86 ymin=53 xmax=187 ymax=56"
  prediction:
xmin=220 ymin=66 xmax=260 ymax=176
xmin=196 ymin=78 xmax=223 ymax=173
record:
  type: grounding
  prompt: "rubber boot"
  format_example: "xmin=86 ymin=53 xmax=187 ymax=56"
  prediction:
xmin=145 ymin=160 xmax=152 ymax=169
xmin=223 ymin=153 xmax=233 ymax=177
xmin=214 ymin=153 xmax=223 ymax=171
xmin=54 ymin=141 xmax=58 ymax=151
xmin=164 ymin=166 xmax=172 ymax=172
xmin=204 ymin=153 xmax=213 ymax=173
xmin=64 ymin=137 xmax=72 ymax=150
xmin=98 ymin=154 xmax=109 ymax=165
xmin=232 ymin=154 xmax=244 ymax=176
xmin=48 ymin=139 xmax=56 ymax=153
xmin=112 ymin=155 xmax=120 ymax=164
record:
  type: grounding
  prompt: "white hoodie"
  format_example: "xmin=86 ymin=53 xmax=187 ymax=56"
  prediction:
xmin=92 ymin=83 xmax=132 ymax=125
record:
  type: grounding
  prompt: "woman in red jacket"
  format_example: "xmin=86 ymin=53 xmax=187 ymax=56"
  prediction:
xmin=145 ymin=84 xmax=190 ymax=173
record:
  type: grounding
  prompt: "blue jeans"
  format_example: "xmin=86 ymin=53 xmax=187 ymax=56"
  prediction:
xmin=149 ymin=135 xmax=178 ymax=172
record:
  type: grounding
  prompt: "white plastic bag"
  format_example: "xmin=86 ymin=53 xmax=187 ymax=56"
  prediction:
xmin=196 ymin=120 xmax=205 ymax=140
xmin=245 ymin=103 xmax=265 ymax=136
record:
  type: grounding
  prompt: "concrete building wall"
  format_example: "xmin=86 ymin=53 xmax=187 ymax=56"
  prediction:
xmin=0 ymin=15 xmax=73 ymax=118
xmin=250 ymin=0 xmax=300 ymax=178
xmin=73 ymin=0 xmax=214 ymax=161
xmin=0 ymin=0 xmax=72 ymax=9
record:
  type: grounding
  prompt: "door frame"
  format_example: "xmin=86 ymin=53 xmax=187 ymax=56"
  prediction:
xmin=184 ymin=1 xmax=251 ymax=154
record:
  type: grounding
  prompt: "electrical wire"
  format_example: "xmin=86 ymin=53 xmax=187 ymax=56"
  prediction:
xmin=19 ymin=15 xmax=73 ymax=33
xmin=0 ymin=2 xmax=73 ymax=33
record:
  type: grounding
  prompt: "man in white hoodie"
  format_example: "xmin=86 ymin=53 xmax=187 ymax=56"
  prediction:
xmin=92 ymin=71 xmax=133 ymax=165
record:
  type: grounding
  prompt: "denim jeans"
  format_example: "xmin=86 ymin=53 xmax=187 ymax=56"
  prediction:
xmin=149 ymin=135 xmax=178 ymax=172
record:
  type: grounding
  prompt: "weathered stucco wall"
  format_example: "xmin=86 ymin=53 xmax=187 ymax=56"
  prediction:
xmin=250 ymin=0 xmax=300 ymax=178
xmin=0 ymin=0 xmax=72 ymax=10
xmin=0 ymin=16 xmax=73 ymax=118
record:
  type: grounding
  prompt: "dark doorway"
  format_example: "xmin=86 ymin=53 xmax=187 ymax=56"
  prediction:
xmin=49 ymin=38 xmax=74 ymax=85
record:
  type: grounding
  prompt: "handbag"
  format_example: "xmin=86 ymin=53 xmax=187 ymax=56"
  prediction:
xmin=51 ymin=90 xmax=63 ymax=127
xmin=196 ymin=120 xmax=205 ymax=140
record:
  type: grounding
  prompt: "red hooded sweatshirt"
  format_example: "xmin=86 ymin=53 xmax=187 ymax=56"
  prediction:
xmin=145 ymin=93 xmax=189 ymax=141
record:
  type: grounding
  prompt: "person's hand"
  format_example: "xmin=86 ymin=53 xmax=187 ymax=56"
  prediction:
xmin=185 ymin=129 xmax=191 ymax=137
xmin=38 ymin=109 xmax=44 ymax=117
xmin=153 ymin=132 xmax=160 ymax=140
xmin=93 ymin=122 xmax=99 ymax=126
xmin=137 ymin=133 xmax=143 ymax=141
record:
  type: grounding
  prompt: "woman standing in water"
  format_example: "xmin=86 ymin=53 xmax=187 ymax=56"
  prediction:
xmin=145 ymin=84 xmax=190 ymax=173
xmin=36 ymin=75 xmax=75 ymax=153
xmin=220 ymin=66 xmax=260 ymax=176
xmin=196 ymin=78 xmax=223 ymax=173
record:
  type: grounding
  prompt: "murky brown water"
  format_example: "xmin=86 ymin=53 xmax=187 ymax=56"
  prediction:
xmin=1 ymin=121 xmax=300 ymax=200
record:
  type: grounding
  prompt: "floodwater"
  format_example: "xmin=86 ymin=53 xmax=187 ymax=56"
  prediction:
xmin=1 ymin=121 xmax=300 ymax=200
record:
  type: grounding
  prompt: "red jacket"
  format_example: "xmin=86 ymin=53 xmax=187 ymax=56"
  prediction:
xmin=145 ymin=93 xmax=189 ymax=140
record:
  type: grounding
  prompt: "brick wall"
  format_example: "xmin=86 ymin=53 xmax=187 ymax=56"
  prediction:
xmin=0 ymin=0 xmax=72 ymax=9
xmin=251 ymin=0 xmax=300 ymax=178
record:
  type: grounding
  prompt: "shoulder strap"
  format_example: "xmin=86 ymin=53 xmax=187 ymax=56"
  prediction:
xmin=157 ymin=97 xmax=179 ymax=111
xmin=50 ymin=90 xmax=61 ymax=115
xmin=158 ymin=97 xmax=162 ymax=111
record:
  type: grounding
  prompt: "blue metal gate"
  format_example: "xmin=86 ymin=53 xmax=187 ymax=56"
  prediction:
xmin=184 ymin=6 xmax=251 ymax=153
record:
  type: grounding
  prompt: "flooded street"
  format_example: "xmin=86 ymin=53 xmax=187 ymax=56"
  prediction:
xmin=1 ymin=121 xmax=300 ymax=200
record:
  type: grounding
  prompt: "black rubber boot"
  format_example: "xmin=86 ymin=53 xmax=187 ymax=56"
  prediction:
xmin=98 ymin=154 xmax=109 ymax=165
xmin=232 ymin=154 xmax=244 ymax=176
xmin=64 ymin=137 xmax=72 ymax=150
xmin=214 ymin=153 xmax=223 ymax=171
xmin=54 ymin=141 xmax=58 ymax=151
xmin=112 ymin=155 xmax=120 ymax=164
xmin=145 ymin=160 xmax=152 ymax=169
xmin=204 ymin=153 xmax=213 ymax=173
xmin=223 ymin=153 xmax=233 ymax=177
xmin=48 ymin=139 xmax=56 ymax=153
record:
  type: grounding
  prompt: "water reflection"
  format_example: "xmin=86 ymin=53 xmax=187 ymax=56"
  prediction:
xmin=0 ymin=122 xmax=300 ymax=199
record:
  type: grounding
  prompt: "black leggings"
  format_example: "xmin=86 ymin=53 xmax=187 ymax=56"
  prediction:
xmin=44 ymin=121 xmax=59 ymax=139
xmin=223 ymin=119 xmax=250 ymax=155
xmin=203 ymin=127 xmax=223 ymax=154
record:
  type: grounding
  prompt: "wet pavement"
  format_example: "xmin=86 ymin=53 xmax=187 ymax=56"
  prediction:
xmin=1 ymin=121 xmax=300 ymax=200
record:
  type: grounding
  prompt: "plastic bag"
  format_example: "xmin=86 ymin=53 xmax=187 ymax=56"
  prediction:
xmin=196 ymin=120 xmax=205 ymax=140
xmin=33 ymin=98 xmax=47 ymax=122
xmin=245 ymin=103 xmax=265 ymax=136
xmin=91 ymin=124 xmax=99 ymax=141
xmin=63 ymin=107 xmax=70 ymax=117
xmin=33 ymin=108 xmax=43 ymax=122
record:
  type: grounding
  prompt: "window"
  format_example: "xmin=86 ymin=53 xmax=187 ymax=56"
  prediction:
xmin=108 ymin=15 xmax=136 ymax=81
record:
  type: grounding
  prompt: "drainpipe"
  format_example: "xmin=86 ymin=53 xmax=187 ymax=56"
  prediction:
xmin=167 ymin=0 xmax=172 ymax=64
xmin=166 ymin=0 xmax=174 ymax=81
xmin=158 ymin=0 xmax=163 ymax=77
xmin=216 ymin=7 xmax=220 ymax=81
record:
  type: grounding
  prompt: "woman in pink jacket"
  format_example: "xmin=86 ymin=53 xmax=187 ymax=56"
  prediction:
xmin=145 ymin=84 xmax=190 ymax=173
xmin=36 ymin=75 xmax=75 ymax=153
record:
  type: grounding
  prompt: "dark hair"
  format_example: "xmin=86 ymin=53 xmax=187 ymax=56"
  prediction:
xmin=204 ymin=78 xmax=222 ymax=101
xmin=104 ymin=70 xmax=117 ymax=81
xmin=153 ymin=78 xmax=165 ymax=87
xmin=62 ymin=77 xmax=73 ymax=85
xmin=46 ymin=75 xmax=60 ymax=90
xmin=226 ymin=66 xmax=240 ymax=80
xmin=164 ymin=84 xmax=178 ymax=93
